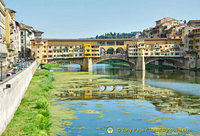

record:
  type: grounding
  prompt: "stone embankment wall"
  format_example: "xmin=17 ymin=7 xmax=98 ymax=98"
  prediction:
xmin=0 ymin=61 xmax=39 ymax=135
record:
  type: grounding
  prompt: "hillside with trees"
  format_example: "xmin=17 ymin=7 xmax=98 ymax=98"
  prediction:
xmin=90 ymin=32 xmax=141 ymax=39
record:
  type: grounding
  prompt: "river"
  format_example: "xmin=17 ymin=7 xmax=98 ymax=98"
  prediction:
xmin=49 ymin=64 xmax=200 ymax=136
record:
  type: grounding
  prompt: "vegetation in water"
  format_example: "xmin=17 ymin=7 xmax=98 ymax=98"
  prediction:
xmin=2 ymin=69 xmax=54 ymax=136
xmin=146 ymin=63 xmax=175 ymax=70
xmin=190 ymin=67 xmax=200 ymax=71
xmin=42 ymin=63 xmax=60 ymax=70
xmin=99 ymin=59 xmax=130 ymax=67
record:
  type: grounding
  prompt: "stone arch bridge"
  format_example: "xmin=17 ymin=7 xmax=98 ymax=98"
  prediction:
xmin=49 ymin=55 xmax=189 ymax=71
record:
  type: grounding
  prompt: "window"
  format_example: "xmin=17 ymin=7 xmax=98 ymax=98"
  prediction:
xmin=98 ymin=41 xmax=105 ymax=46
xmin=107 ymin=41 xmax=115 ymax=46
xmin=21 ymin=39 xmax=24 ymax=44
xmin=195 ymin=23 xmax=200 ymax=26
xmin=189 ymin=40 xmax=193 ymax=44
xmin=116 ymin=41 xmax=124 ymax=45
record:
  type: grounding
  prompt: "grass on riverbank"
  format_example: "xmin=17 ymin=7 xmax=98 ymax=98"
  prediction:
xmin=2 ymin=69 xmax=54 ymax=136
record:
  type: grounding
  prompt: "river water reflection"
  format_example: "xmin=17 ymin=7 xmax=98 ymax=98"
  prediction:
xmin=50 ymin=64 xmax=200 ymax=136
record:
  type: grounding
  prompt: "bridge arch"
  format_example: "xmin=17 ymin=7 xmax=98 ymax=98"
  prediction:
xmin=145 ymin=57 xmax=184 ymax=68
xmin=93 ymin=57 xmax=136 ymax=70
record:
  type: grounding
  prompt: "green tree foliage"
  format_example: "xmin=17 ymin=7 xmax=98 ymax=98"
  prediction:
xmin=93 ymin=32 xmax=141 ymax=39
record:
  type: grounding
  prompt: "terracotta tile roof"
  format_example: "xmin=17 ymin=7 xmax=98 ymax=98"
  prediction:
xmin=193 ymin=27 xmax=200 ymax=30
xmin=43 ymin=38 xmax=182 ymax=42
xmin=188 ymin=20 xmax=200 ymax=23
xmin=33 ymin=30 xmax=44 ymax=33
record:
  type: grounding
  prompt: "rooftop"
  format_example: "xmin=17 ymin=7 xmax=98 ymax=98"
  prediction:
xmin=33 ymin=30 xmax=44 ymax=34
xmin=43 ymin=38 xmax=182 ymax=42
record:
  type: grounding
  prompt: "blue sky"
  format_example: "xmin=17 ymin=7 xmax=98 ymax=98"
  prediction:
xmin=5 ymin=0 xmax=200 ymax=38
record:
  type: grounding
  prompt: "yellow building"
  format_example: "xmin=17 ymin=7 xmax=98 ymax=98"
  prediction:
xmin=186 ymin=27 xmax=200 ymax=59
xmin=83 ymin=43 xmax=92 ymax=57
xmin=0 ymin=0 xmax=7 ymax=74
xmin=5 ymin=8 xmax=17 ymax=63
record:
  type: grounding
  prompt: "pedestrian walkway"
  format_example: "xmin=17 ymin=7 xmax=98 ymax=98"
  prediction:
xmin=0 ymin=60 xmax=34 ymax=83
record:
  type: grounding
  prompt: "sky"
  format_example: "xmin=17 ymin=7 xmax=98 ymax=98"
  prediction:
xmin=4 ymin=0 xmax=200 ymax=38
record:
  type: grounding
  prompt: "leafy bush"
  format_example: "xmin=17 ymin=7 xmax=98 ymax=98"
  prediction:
xmin=35 ymin=97 xmax=49 ymax=110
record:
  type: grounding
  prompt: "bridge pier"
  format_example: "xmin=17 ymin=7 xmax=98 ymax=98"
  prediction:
xmin=135 ymin=57 xmax=145 ymax=71
xmin=81 ymin=58 xmax=93 ymax=72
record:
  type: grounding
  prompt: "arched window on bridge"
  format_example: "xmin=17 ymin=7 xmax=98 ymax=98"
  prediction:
xmin=100 ymin=48 xmax=106 ymax=56
xmin=116 ymin=47 xmax=124 ymax=55
xmin=107 ymin=47 xmax=115 ymax=55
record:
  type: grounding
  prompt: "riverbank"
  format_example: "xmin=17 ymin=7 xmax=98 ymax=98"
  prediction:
xmin=2 ymin=69 xmax=54 ymax=136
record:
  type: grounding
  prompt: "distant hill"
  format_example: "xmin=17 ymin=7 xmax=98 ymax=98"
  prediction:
xmin=90 ymin=32 xmax=141 ymax=39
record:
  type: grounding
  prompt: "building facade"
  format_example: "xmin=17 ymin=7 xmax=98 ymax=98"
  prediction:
xmin=31 ymin=38 xmax=185 ymax=65
xmin=0 ymin=0 xmax=6 ymax=68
